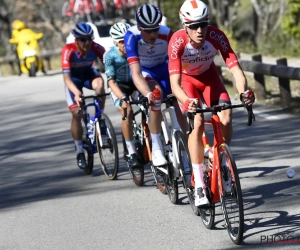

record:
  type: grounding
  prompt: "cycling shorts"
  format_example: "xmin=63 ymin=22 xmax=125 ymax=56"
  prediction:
xmin=141 ymin=61 xmax=171 ymax=99
xmin=110 ymin=81 xmax=141 ymax=108
xmin=65 ymin=67 xmax=102 ymax=110
xmin=179 ymin=65 xmax=231 ymax=113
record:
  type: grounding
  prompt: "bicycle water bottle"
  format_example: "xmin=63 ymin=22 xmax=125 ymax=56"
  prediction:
xmin=87 ymin=116 xmax=95 ymax=143
xmin=152 ymin=87 xmax=161 ymax=112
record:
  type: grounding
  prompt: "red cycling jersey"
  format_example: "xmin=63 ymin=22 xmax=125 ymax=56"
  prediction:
xmin=168 ymin=26 xmax=239 ymax=109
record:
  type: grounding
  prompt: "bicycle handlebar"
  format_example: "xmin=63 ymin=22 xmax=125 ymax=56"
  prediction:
xmin=77 ymin=93 xmax=110 ymax=114
xmin=121 ymin=94 xmax=177 ymax=120
xmin=187 ymin=103 xmax=255 ymax=134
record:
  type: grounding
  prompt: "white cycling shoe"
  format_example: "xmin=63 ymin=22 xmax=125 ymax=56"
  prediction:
xmin=152 ymin=149 xmax=167 ymax=167
xmin=195 ymin=188 xmax=210 ymax=207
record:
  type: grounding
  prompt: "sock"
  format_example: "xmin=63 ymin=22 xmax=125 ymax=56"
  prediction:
xmin=75 ymin=140 xmax=84 ymax=154
xmin=126 ymin=139 xmax=136 ymax=155
xmin=192 ymin=163 xmax=206 ymax=191
xmin=151 ymin=133 xmax=163 ymax=152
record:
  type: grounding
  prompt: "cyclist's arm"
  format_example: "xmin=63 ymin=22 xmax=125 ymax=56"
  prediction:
xmin=108 ymin=79 xmax=125 ymax=99
xmin=130 ymin=62 xmax=152 ymax=97
xmin=170 ymin=74 xmax=189 ymax=104
xmin=229 ymin=65 xmax=247 ymax=95
xmin=63 ymin=73 xmax=81 ymax=97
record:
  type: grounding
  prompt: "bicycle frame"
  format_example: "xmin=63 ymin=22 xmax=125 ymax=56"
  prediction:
xmin=190 ymin=103 xmax=255 ymax=203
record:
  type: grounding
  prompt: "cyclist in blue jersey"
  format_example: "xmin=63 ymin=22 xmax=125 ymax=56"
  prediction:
xmin=104 ymin=22 xmax=140 ymax=168
xmin=62 ymin=23 xmax=106 ymax=170
xmin=124 ymin=4 xmax=177 ymax=167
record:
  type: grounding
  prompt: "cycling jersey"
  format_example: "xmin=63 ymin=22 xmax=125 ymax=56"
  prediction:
xmin=124 ymin=25 xmax=173 ymax=98
xmin=168 ymin=26 xmax=238 ymax=108
xmin=61 ymin=41 xmax=105 ymax=110
xmin=61 ymin=42 xmax=105 ymax=75
xmin=104 ymin=46 xmax=132 ymax=83
xmin=125 ymin=25 xmax=173 ymax=68
xmin=168 ymin=26 xmax=238 ymax=76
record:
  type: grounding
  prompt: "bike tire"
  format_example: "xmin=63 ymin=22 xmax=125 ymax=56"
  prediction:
xmin=29 ymin=62 xmax=36 ymax=77
xmin=199 ymin=170 xmax=215 ymax=229
xmin=160 ymin=129 xmax=178 ymax=203
xmin=174 ymin=130 xmax=200 ymax=216
xmin=218 ymin=143 xmax=244 ymax=245
xmin=95 ymin=113 xmax=119 ymax=180
xmin=124 ymin=126 xmax=145 ymax=187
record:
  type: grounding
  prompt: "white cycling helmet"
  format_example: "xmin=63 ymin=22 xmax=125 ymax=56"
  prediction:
xmin=179 ymin=0 xmax=209 ymax=23
xmin=135 ymin=4 xmax=162 ymax=27
xmin=109 ymin=22 xmax=131 ymax=41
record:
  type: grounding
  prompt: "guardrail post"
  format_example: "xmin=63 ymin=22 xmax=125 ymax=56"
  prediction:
xmin=276 ymin=58 xmax=291 ymax=108
xmin=8 ymin=62 xmax=16 ymax=75
xmin=252 ymin=54 xmax=266 ymax=100
xmin=44 ymin=56 xmax=52 ymax=71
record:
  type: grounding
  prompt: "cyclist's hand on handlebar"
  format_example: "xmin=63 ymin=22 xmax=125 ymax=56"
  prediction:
xmin=119 ymin=96 xmax=129 ymax=108
xmin=184 ymin=98 xmax=198 ymax=113
xmin=146 ymin=92 xmax=154 ymax=106
xmin=240 ymin=89 xmax=255 ymax=106
xmin=74 ymin=92 xmax=84 ymax=107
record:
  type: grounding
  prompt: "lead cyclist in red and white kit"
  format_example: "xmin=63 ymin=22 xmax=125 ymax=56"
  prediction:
xmin=168 ymin=0 xmax=255 ymax=206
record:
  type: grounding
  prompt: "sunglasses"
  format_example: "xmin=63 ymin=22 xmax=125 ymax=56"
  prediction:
xmin=118 ymin=40 xmax=124 ymax=45
xmin=140 ymin=26 xmax=160 ymax=33
xmin=186 ymin=21 xmax=209 ymax=30
xmin=78 ymin=37 xmax=93 ymax=43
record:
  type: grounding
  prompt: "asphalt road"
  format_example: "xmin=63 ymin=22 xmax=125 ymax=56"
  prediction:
xmin=1 ymin=72 xmax=300 ymax=250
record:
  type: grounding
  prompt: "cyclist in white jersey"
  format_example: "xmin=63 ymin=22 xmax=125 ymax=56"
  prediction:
xmin=124 ymin=4 xmax=174 ymax=167
xmin=104 ymin=22 xmax=141 ymax=168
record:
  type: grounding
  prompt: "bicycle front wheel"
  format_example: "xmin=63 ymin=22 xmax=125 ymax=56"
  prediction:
xmin=219 ymin=143 xmax=244 ymax=245
xmin=174 ymin=130 xmax=200 ymax=216
xmin=95 ymin=113 xmax=119 ymax=180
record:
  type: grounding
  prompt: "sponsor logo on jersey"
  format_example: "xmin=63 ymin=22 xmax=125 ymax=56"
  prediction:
xmin=209 ymin=31 xmax=229 ymax=52
xmin=181 ymin=54 xmax=215 ymax=63
xmin=170 ymin=36 xmax=184 ymax=59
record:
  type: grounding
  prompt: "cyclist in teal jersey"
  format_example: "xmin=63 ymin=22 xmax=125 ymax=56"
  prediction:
xmin=104 ymin=22 xmax=141 ymax=168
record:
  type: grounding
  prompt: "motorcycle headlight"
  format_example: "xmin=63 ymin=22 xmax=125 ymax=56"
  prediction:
xmin=23 ymin=49 xmax=36 ymax=57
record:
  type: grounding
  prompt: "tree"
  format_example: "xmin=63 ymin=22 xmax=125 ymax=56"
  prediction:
xmin=281 ymin=0 xmax=300 ymax=38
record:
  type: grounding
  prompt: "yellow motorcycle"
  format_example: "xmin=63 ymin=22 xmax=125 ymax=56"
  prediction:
xmin=9 ymin=28 xmax=45 ymax=77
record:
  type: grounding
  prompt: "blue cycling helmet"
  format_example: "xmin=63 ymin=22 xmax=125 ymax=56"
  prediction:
xmin=71 ymin=23 xmax=93 ymax=38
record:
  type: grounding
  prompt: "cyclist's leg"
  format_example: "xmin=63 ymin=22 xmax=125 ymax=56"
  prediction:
xmin=64 ymin=77 xmax=87 ymax=168
xmin=141 ymin=67 xmax=167 ymax=167
xmin=88 ymin=67 xmax=106 ymax=110
xmin=110 ymin=82 xmax=140 ymax=167
xmin=156 ymin=62 xmax=188 ymax=135
xmin=202 ymin=66 xmax=232 ymax=145
xmin=181 ymin=73 xmax=209 ymax=206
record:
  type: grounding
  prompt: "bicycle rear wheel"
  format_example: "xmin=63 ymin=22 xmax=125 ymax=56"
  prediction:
xmin=174 ymin=130 xmax=200 ymax=216
xmin=218 ymin=143 xmax=244 ymax=245
xmin=95 ymin=113 xmax=119 ymax=180
xmin=199 ymin=171 xmax=215 ymax=229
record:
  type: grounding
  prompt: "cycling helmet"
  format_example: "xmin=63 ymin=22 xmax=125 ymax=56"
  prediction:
xmin=109 ymin=22 xmax=131 ymax=41
xmin=179 ymin=0 xmax=209 ymax=23
xmin=12 ymin=20 xmax=26 ymax=30
xmin=135 ymin=4 xmax=162 ymax=27
xmin=71 ymin=23 xmax=93 ymax=38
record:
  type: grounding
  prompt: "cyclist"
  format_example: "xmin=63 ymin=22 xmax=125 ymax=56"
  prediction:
xmin=168 ymin=0 xmax=255 ymax=206
xmin=124 ymin=4 xmax=175 ymax=167
xmin=104 ymin=22 xmax=140 ymax=168
xmin=61 ymin=22 xmax=106 ymax=170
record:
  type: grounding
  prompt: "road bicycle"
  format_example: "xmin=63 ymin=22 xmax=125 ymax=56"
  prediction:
xmin=77 ymin=93 xmax=119 ymax=179
xmin=185 ymin=103 xmax=255 ymax=245
xmin=121 ymin=96 xmax=172 ymax=192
